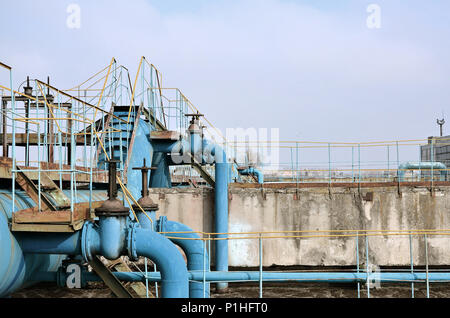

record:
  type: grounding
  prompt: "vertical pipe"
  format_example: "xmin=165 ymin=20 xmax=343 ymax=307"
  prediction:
xmin=215 ymin=161 xmax=229 ymax=292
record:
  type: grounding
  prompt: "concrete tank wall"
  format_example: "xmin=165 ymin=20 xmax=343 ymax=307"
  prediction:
xmin=149 ymin=185 xmax=450 ymax=267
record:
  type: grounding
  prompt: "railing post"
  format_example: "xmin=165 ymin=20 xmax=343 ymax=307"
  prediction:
xmin=328 ymin=143 xmax=331 ymax=185
xmin=203 ymin=236 xmax=207 ymax=298
xmin=352 ymin=146 xmax=354 ymax=183
xmin=259 ymin=233 xmax=263 ymax=298
xmin=365 ymin=234 xmax=370 ymax=298
xmin=153 ymin=263 xmax=159 ymax=298
xmin=358 ymin=144 xmax=361 ymax=188
xmin=425 ymin=234 xmax=430 ymax=298
xmin=409 ymin=233 xmax=414 ymax=298
xmin=144 ymin=257 xmax=149 ymax=298
xmin=387 ymin=145 xmax=390 ymax=182
xmin=356 ymin=233 xmax=360 ymax=298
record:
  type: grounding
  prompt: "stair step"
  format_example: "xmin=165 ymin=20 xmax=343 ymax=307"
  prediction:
xmin=89 ymin=256 xmax=134 ymax=298
xmin=11 ymin=201 xmax=103 ymax=232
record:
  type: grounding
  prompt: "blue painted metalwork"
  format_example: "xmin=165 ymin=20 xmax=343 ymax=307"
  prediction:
xmin=215 ymin=161 xmax=229 ymax=291
xmin=158 ymin=216 xmax=210 ymax=298
xmin=130 ymin=226 xmax=189 ymax=298
xmin=0 ymin=210 xmax=66 ymax=297
xmin=398 ymin=161 xmax=447 ymax=181
xmin=36 ymin=270 xmax=450 ymax=285
xmin=239 ymin=167 xmax=264 ymax=184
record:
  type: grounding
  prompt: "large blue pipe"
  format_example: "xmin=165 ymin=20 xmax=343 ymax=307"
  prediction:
xmin=0 ymin=211 xmax=67 ymax=297
xmin=9 ymin=219 xmax=190 ymax=298
xmin=215 ymin=161 xmax=229 ymax=291
xmin=15 ymin=232 xmax=82 ymax=255
xmin=150 ymin=152 xmax=172 ymax=188
xmin=132 ymin=227 xmax=189 ymax=298
xmin=158 ymin=217 xmax=210 ymax=298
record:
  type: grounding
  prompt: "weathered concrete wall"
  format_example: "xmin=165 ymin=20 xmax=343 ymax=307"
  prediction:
xmin=149 ymin=185 xmax=450 ymax=267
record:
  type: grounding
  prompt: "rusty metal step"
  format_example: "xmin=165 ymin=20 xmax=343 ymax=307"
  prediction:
xmin=15 ymin=166 xmax=71 ymax=210
xmin=11 ymin=201 xmax=103 ymax=233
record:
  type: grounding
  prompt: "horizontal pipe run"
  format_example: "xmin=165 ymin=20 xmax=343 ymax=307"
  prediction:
xmin=33 ymin=271 xmax=450 ymax=285
xmin=15 ymin=231 xmax=82 ymax=255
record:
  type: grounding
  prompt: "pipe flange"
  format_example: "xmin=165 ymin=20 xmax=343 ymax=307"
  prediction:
xmin=127 ymin=222 xmax=139 ymax=261
xmin=157 ymin=216 xmax=168 ymax=233
xmin=81 ymin=221 xmax=95 ymax=262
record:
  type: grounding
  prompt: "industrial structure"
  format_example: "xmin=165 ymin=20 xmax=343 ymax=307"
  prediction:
xmin=1 ymin=58 xmax=450 ymax=298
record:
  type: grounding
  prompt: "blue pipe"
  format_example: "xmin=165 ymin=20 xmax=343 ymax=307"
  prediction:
xmin=137 ymin=210 xmax=156 ymax=231
xmin=158 ymin=217 xmax=210 ymax=298
xmin=150 ymin=152 xmax=172 ymax=188
xmin=190 ymin=132 xmax=203 ymax=163
xmin=215 ymin=161 xmax=229 ymax=291
xmin=239 ymin=167 xmax=264 ymax=184
xmin=97 ymin=216 xmax=127 ymax=260
xmin=13 ymin=219 xmax=190 ymax=298
xmin=36 ymin=270 xmax=450 ymax=285
xmin=131 ymin=227 xmax=189 ymax=298
xmin=398 ymin=161 xmax=448 ymax=181
xmin=15 ymin=231 xmax=82 ymax=255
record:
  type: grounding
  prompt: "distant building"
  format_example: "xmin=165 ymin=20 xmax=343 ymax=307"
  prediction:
xmin=420 ymin=135 xmax=450 ymax=166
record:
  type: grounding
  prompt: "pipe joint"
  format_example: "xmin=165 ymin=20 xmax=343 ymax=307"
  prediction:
xmin=127 ymin=222 xmax=139 ymax=261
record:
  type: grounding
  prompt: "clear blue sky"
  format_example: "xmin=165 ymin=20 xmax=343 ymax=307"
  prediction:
xmin=1 ymin=0 xmax=450 ymax=166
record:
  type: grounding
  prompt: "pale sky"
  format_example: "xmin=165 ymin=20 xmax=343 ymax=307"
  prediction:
xmin=1 ymin=0 xmax=449 ymax=168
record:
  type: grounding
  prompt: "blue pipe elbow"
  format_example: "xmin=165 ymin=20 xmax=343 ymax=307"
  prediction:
xmin=239 ymin=167 xmax=264 ymax=184
xmin=158 ymin=217 xmax=210 ymax=298
xmin=131 ymin=227 xmax=189 ymax=298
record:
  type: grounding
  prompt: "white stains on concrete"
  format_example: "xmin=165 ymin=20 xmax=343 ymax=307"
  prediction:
xmin=363 ymin=200 xmax=374 ymax=221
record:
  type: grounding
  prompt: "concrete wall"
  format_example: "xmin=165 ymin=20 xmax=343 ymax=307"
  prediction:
xmin=149 ymin=185 xmax=450 ymax=267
